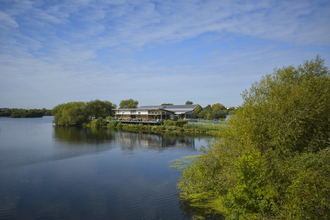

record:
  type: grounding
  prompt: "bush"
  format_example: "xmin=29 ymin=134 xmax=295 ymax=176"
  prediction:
xmin=166 ymin=126 xmax=177 ymax=131
xmin=108 ymin=120 xmax=119 ymax=128
xmin=151 ymin=126 xmax=158 ymax=132
xmin=91 ymin=117 xmax=107 ymax=127
xmin=164 ymin=120 xmax=187 ymax=127
xmin=157 ymin=125 xmax=165 ymax=131
xmin=176 ymin=119 xmax=187 ymax=127
xmin=116 ymin=122 xmax=123 ymax=129
xmin=177 ymin=56 xmax=330 ymax=219
xmin=164 ymin=120 xmax=175 ymax=126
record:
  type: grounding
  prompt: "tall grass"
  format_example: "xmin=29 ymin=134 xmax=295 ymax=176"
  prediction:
xmin=183 ymin=123 xmax=227 ymax=131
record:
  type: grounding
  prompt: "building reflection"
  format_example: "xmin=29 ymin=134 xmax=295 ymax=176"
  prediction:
xmin=113 ymin=131 xmax=196 ymax=152
xmin=53 ymin=126 xmax=199 ymax=154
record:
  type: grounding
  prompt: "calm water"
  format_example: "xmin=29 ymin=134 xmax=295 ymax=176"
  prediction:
xmin=0 ymin=117 xmax=214 ymax=220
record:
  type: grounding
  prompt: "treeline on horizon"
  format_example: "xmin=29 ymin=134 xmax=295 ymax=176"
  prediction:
xmin=0 ymin=108 xmax=52 ymax=118
xmin=1 ymin=100 xmax=234 ymax=122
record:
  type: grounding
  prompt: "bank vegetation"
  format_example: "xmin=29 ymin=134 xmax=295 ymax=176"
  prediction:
xmin=175 ymin=56 xmax=330 ymax=219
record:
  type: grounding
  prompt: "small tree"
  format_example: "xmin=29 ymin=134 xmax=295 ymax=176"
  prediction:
xmin=185 ymin=101 xmax=193 ymax=105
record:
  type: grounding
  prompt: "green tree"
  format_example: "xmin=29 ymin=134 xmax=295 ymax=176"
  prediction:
xmin=119 ymin=99 xmax=138 ymax=109
xmin=87 ymin=99 xmax=116 ymax=118
xmin=194 ymin=104 xmax=202 ymax=117
xmin=177 ymin=56 xmax=330 ymax=219
xmin=204 ymin=104 xmax=212 ymax=111
xmin=211 ymin=107 xmax=226 ymax=119
xmin=211 ymin=103 xmax=226 ymax=110
xmin=197 ymin=109 xmax=209 ymax=119
xmin=161 ymin=103 xmax=173 ymax=106
xmin=185 ymin=101 xmax=193 ymax=105
xmin=53 ymin=102 xmax=89 ymax=126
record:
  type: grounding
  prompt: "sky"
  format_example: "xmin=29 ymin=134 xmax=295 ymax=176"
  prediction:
xmin=0 ymin=0 xmax=329 ymax=109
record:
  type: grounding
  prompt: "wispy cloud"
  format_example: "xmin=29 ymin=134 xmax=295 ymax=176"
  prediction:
xmin=0 ymin=0 xmax=329 ymax=108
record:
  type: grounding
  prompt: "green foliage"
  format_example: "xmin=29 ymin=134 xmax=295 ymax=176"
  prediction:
xmin=185 ymin=101 xmax=193 ymax=105
xmin=53 ymin=102 xmax=89 ymax=126
xmin=119 ymin=99 xmax=138 ymax=109
xmin=107 ymin=120 xmax=119 ymax=128
xmin=91 ymin=117 xmax=107 ymax=127
xmin=161 ymin=103 xmax=173 ymax=106
xmin=116 ymin=122 xmax=123 ymax=129
xmin=3 ymin=108 xmax=46 ymax=118
xmin=87 ymin=99 xmax=116 ymax=119
xmin=211 ymin=103 xmax=226 ymax=110
xmin=164 ymin=120 xmax=187 ymax=127
xmin=176 ymin=119 xmax=188 ymax=127
xmin=0 ymin=108 xmax=12 ymax=117
xmin=164 ymin=120 xmax=175 ymax=126
xmin=183 ymin=123 xmax=226 ymax=132
xmin=166 ymin=126 xmax=178 ymax=131
xmin=196 ymin=104 xmax=227 ymax=120
xmin=177 ymin=56 xmax=330 ymax=219
xmin=53 ymin=100 xmax=115 ymax=126
xmin=151 ymin=126 xmax=158 ymax=132
xmin=194 ymin=104 xmax=202 ymax=117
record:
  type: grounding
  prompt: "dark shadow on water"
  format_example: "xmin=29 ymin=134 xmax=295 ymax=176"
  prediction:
xmin=53 ymin=126 xmax=114 ymax=145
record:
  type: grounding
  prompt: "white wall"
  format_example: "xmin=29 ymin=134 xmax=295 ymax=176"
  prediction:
xmin=116 ymin=110 xmax=148 ymax=115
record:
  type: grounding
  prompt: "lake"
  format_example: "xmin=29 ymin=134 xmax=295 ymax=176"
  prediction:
xmin=0 ymin=117 xmax=216 ymax=220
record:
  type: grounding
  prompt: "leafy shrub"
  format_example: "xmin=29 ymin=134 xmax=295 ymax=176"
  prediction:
xmin=176 ymin=119 xmax=187 ymax=127
xmin=166 ymin=126 xmax=177 ymax=131
xmin=151 ymin=126 xmax=158 ymax=132
xmin=116 ymin=122 xmax=123 ymax=129
xmin=157 ymin=125 xmax=165 ymax=131
xmin=91 ymin=117 xmax=107 ymax=127
xmin=164 ymin=120 xmax=187 ymax=127
xmin=177 ymin=56 xmax=330 ymax=219
xmin=164 ymin=120 xmax=175 ymax=126
xmin=108 ymin=120 xmax=119 ymax=128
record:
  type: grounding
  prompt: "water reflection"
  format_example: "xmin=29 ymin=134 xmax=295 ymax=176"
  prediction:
xmin=53 ymin=126 xmax=114 ymax=144
xmin=53 ymin=126 xmax=200 ymax=153
xmin=113 ymin=132 xmax=196 ymax=152
xmin=0 ymin=117 xmax=216 ymax=219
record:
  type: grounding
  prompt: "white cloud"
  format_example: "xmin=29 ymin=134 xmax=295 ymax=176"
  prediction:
xmin=0 ymin=11 xmax=19 ymax=28
xmin=0 ymin=0 xmax=329 ymax=108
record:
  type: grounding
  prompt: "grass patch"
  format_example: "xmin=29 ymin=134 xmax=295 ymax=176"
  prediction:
xmin=183 ymin=123 xmax=227 ymax=131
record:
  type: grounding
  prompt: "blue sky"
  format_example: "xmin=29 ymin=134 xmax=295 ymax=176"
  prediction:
xmin=1 ymin=0 xmax=329 ymax=109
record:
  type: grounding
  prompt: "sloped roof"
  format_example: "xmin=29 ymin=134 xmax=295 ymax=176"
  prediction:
xmin=160 ymin=105 xmax=197 ymax=114
xmin=138 ymin=106 xmax=162 ymax=109
xmin=117 ymin=105 xmax=197 ymax=114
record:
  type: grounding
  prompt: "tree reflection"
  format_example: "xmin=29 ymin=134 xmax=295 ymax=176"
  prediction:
xmin=113 ymin=132 xmax=197 ymax=152
xmin=53 ymin=126 xmax=114 ymax=144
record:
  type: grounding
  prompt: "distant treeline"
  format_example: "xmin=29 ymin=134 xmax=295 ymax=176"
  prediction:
xmin=0 ymin=108 xmax=52 ymax=118
xmin=193 ymin=103 xmax=235 ymax=119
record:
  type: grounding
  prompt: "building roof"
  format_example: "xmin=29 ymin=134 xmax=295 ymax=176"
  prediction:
xmin=116 ymin=104 xmax=197 ymax=114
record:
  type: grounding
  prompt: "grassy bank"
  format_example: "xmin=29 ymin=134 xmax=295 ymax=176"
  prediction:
xmin=106 ymin=120 xmax=227 ymax=135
